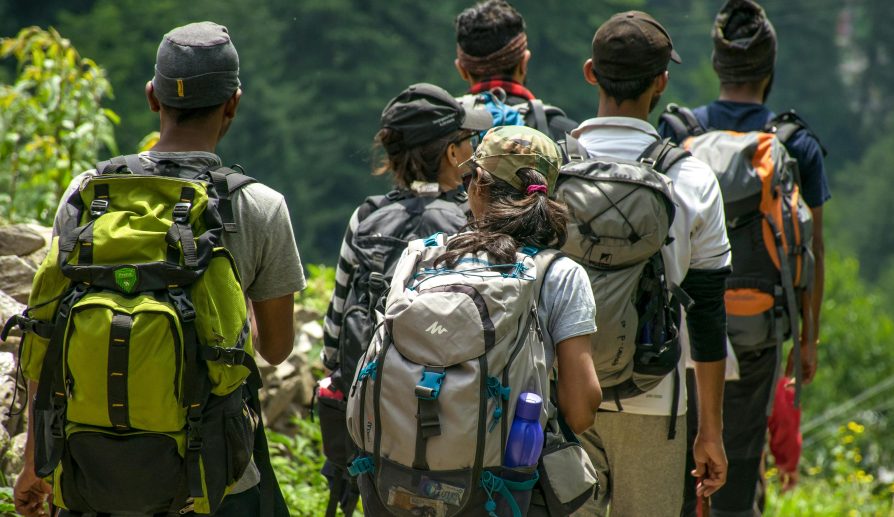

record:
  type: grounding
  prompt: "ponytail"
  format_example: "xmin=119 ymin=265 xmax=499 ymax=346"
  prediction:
xmin=437 ymin=167 xmax=568 ymax=267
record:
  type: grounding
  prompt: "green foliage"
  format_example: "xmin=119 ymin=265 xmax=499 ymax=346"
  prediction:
xmin=268 ymin=420 xmax=340 ymax=516
xmin=766 ymin=422 xmax=894 ymax=517
xmin=295 ymin=264 xmax=336 ymax=316
xmin=799 ymin=251 xmax=894 ymax=474
xmin=0 ymin=26 xmax=118 ymax=224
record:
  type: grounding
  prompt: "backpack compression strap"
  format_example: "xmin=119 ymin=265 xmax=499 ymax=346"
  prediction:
xmin=660 ymin=104 xmax=706 ymax=144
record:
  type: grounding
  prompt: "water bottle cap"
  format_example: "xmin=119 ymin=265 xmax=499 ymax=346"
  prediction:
xmin=515 ymin=392 xmax=542 ymax=421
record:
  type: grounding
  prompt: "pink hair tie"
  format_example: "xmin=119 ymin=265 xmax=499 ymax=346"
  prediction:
xmin=526 ymin=184 xmax=548 ymax=195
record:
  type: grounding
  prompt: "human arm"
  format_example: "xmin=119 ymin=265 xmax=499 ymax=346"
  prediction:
xmin=14 ymin=381 xmax=52 ymax=517
xmin=250 ymin=294 xmax=295 ymax=365
xmin=556 ymin=334 xmax=600 ymax=433
xmin=790 ymin=206 xmax=823 ymax=384
xmin=321 ymin=208 xmax=363 ymax=372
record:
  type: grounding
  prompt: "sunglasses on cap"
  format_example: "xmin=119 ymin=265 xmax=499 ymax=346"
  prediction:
xmin=452 ymin=131 xmax=481 ymax=150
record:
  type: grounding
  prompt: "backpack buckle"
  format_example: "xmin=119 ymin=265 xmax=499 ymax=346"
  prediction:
xmin=172 ymin=202 xmax=191 ymax=224
xmin=90 ymin=199 xmax=109 ymax=218
xmin=640 ymin=157 xmax=657 ymax=168
xmin=206 ymin=346 xmax=246 ymax=366
xmin=415 ymin=369 xmax=445 ymax=400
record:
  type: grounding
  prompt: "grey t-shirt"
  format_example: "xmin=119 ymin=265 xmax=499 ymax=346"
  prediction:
xmin=537 ymin=255 xmax=597 ymax=368
xmin=53 ymin=151 xmax=306 ymax=495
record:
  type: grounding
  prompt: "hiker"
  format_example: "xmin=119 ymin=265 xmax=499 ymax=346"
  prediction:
xmin=345 ymin=125 xmax=601 ymax=516
xmin=318 ymin=82 xmax=492 ymax=516
xmin=562 ymin=11 xmax=732 ymax=517
xmin=454 ymin=0 xmax=577 ymax=142
xmin=10 ymin=22 xmax=302 ymax=517
xmin=657 ymin=2 xmax=829 ymax=515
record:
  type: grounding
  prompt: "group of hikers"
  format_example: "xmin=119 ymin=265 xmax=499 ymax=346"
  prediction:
xmin=3 ymin=0 xmax=829 ymax=516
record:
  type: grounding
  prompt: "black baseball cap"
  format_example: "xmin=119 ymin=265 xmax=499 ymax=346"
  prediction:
xmin=591 ymin=11 xmax=682 ymax=80
xmin=380 ymin=83 xmax=492 ymax=152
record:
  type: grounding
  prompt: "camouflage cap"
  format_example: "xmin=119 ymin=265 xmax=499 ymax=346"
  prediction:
xmin=465 ymin=125 xmax=562 ymax=195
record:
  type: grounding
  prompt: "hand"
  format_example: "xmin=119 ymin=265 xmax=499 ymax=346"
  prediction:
xmin=779 ymin=467 xmax=799 ymax=492
xmin=14 ymin=466 xmax=52 ymax=517
xmin=786 ymin=338 xmax=818 ymax=384
xmin=692 ymin=433 xmax=727 ymax=498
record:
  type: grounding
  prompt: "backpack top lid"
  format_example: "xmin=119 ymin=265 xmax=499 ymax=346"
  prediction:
xmin=557 ymin=143 xmax=679 ymax=269
xmin=683 ymin=129 xmax=792 ymax=205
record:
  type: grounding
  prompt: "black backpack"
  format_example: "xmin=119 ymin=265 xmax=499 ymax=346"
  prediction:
xmin=319 ymin=188 xmax=468 ymax=517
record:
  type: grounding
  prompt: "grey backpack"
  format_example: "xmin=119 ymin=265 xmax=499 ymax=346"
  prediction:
xmin=661 ymin=105 xmax=817 ymax=405
xmin=556 ymin=139 xmax=690 ymax=423
xmin=345 ymin=234 xmax=596 ymax=516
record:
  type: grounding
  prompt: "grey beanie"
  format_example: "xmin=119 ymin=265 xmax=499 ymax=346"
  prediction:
xmin=712 ymin=0 xmax=777 ymax=83
xmin=152 ymin=22 xmax=240 ymax=109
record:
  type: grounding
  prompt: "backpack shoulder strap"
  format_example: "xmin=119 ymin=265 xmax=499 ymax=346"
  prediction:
xmin=357 ymin=189 xmax=406 ymax=223
xmin=527 ymin=99 xmax=550 ymax=134
xmin=764 ymin=110 xmax=828 ymax=157
xmin=95 ymin=154 xmax=146 ymax=176
xmin=557 ymin=133 xmax=590 ymax=164
xmin=639 ymin=138 xmax=691 ymax=174
xmin=207 ymin=165 xmax=258 ymax=233
xmin=527 ymin=248 xmax=562 ymax=302
xmin=660 ymin=103 xmax=706 ymax=143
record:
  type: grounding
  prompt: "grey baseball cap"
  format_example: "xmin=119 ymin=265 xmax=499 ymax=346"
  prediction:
xmin=152 ymin=22 xmax=241 ymax=109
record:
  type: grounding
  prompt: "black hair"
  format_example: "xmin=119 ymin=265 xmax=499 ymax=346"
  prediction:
xmin=455 ymin=0 xmax=526 ymax=77
xmin=373 ymin=128 xmax=469 ymax=189
xmin=161 ymin=103 xmax=225 ymax=125
xmin=593 ymin=68 xmax=663 ymax=104
xmin=436 ymin=167 xmax=568 ymax=267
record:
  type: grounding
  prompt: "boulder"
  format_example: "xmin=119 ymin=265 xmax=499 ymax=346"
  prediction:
xmin=0 ymin=224 xmax=47 ymax=257
xmin=0 ymin=256 xmax=36 ymax=303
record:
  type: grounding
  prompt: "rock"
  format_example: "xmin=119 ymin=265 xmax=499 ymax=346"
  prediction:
xmin=0 ymin=256 xmax=36 ymax=303
xmin=0 ymin=224 xmax=47 ymax=257
xmin=302 ymin=320 xmax=324 ymax=341
xmin=295 ymin=332 xmax=313 ymax=355
xmin=3 ymin=432 xmax=26 ymax=484
xmin=0 ymin=290 xmax=26 ymax=329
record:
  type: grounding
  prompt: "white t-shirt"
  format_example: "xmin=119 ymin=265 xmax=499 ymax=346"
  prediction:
xmin=572 ymin=117 xmax=732 ymax=416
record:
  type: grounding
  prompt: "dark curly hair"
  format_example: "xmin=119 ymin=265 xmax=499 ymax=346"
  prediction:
xmin=455 ymin=0 xmax=526 ymax=78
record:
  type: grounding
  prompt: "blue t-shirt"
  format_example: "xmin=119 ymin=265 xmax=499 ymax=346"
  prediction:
xmin=658 ymin=100 xmax=831 ymax=208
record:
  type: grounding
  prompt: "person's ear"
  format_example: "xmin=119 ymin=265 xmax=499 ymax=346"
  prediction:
xmin=446 ymin=142 xmax=460 ymax=168
xmin=583 ymin=59 xmax=598 ymax=86
xmin=654 ymin=71 xmax=669 ymax=95
xmin=223 ymin=88 xmax=242 ymax=121
xmin=516 ymin=49 xmax=531 ymax=78
xmin=146 ymin=81 xmax=161 ymax=112
xmin=455 ymin=58 xmax=473 ymax=83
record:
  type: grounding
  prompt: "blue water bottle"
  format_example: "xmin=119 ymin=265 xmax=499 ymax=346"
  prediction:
xmin=504 ymin=392 xmax=544 ymax=467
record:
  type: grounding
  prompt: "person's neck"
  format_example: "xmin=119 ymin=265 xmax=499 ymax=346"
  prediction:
xmin=718 ymin=87 xmax=764 ymax=105
xmin=597 ymin=97 xmax=650 ymax=121
xmin=151 ymin=124 xmax=219 ymax=153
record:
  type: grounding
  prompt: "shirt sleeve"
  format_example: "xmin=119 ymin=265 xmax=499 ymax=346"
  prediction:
xmin=542 ymin=257 xmax=597 ymax=345
xmin=244 ymin=198 xmax=306 ymax=301
xmin=786 ymin=131 xmax=831 ymax=208
xmin=321 ymin=208 xmax=362 ymax=369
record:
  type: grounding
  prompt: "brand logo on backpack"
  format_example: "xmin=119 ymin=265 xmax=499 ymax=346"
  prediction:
xmin=426 ymin=322 xmax=448 ymax=335
xmin=114 ymin=266 xmax=138 ymax=293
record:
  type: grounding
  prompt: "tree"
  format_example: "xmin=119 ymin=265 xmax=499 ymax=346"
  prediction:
xmin=0 ymin=26 xmax=118 ymax=224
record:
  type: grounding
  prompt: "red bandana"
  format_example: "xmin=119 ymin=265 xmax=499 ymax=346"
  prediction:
xmin=469 ymin=78 xmax=536 ymax=101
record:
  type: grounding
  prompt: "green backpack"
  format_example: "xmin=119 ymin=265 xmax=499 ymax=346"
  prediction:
xmin=2 ymin=155 xmax=284 ymax=515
